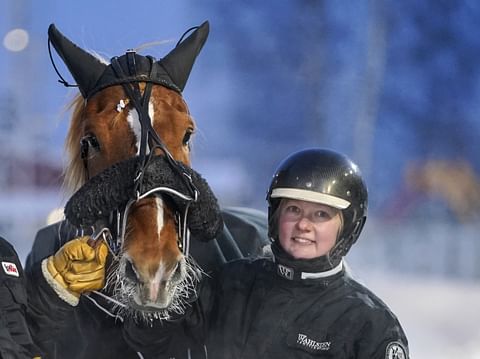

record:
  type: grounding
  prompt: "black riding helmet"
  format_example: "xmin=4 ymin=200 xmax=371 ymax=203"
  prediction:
xmin=267 ymin=148 xmax=368 ymax=262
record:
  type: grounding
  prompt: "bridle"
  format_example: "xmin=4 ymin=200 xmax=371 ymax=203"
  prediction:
xmin=48 ymin=21 xmax=205 ymax=253
xmin=70 ymin=49 xmax=200 ymax=258
xmin=105 ymin=50 xmax=198 ymax=257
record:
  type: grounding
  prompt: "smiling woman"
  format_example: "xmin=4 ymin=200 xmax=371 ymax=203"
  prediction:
xmin=122 ymin=148 xmax=410 ymax=359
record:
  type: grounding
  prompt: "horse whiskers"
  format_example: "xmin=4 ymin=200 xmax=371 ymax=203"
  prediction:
xmin=105 ymin=257 xmax=121 ymax=289
xmin=104 ymin=253 xmax=202 ymax=323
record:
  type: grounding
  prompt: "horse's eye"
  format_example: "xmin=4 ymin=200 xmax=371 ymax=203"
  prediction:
xmin=182 ymin=129 xmax=194 ymax=146
xmin=80 ymin=134 xmax=100 ymax=159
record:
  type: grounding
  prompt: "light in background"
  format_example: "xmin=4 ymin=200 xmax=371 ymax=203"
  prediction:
xmin=3 ymin=28 xmax=29 ymax=52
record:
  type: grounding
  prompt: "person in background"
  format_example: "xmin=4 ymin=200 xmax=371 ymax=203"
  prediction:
xmin=123 ymin=147 xmax=410 ymax=359
xmin=0 ymin=237 xmax=41 ymax=359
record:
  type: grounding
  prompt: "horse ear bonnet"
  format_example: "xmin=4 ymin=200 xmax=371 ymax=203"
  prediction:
xmin=53 ymin=23 xmax=220 ymax=241
xmin=48 ymin=21 xmax=209 ymax=98
xmin=64 ymin=156 xmax=223 ymax=242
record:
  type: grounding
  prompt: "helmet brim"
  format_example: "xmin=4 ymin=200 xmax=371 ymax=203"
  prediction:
xmin=271 ymin=188 xmax=351 ymax=209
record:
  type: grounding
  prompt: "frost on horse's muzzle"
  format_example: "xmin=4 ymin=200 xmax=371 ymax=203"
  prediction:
xmin=64 ymin=155 xmax=223 ymax=242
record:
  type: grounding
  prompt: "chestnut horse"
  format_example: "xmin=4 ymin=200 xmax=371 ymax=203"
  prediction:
xmin=47 ymin=22 xmax=223 ymax=320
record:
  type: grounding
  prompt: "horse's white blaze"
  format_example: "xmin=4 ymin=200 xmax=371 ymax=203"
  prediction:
xmin=148 ymin=101 xmax=154 ymax=127
xmin=155 ymin=196 xmax=164 ymax=239
xmin=149 ymin=196 xmax=165 ymax=302
xmin=148 ymin=261 xmax=167 ymax=302
xmin=126 ymin=102 xmax=155 ymax=155
xmin=126 ymin=109 xmax=141 ymax=154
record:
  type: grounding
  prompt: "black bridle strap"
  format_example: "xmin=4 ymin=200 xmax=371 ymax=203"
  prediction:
xmin=110 ymin=55 xmax=161 ymax=158
xmin=48 ymin=38 xmax=79 ymax=89
xmin=109 ymin=53 xmax=198 ymax=199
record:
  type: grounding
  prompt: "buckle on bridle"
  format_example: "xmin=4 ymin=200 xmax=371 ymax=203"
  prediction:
xmin=182 ymin=171 xmax=199 ymax=202
xmin=89 ymin=227 xmax=119 ymax=258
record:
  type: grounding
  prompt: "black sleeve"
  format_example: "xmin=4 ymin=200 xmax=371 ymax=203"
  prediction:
xmin=356 ymin=309 xmax=410 ymax=359
xmin=0 ymin=316 xmax=33 ymax=359
xmin=24 ymin=222 xmax=67 ymax=274
xmin=25 ymin=260 xmax=77 ymax=357
xmin=0 ymin=237 xmax=42 ymax=358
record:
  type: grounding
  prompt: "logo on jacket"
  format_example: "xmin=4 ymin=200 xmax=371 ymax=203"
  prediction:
xmin=277 ymin=264 xmax=294 ymax=280
xmin=297 ymin=333 xmax=331 ymax=351
xmin=385 ymin=341 xmax=407 ymax=359
xmin=2 ymin=261 xmax=19 ymax=277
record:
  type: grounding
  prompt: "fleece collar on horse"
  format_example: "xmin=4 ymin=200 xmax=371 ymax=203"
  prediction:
xmin=64 ymin=155 xmax=223 ymax=243
xmin=47 ymin=21 xmax=209 ymax=99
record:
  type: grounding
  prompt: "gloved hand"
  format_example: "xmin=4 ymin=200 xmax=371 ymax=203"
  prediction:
xmin=42 ymin=236 xmax=108 ymax=305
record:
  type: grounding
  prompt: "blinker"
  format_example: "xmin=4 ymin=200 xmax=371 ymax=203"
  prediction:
xmin=47 ymin=21 xmax=210 ymax=99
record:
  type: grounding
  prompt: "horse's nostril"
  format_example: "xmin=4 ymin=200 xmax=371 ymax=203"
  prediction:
xmin=124 ymin=260 xmax=139 ymax=282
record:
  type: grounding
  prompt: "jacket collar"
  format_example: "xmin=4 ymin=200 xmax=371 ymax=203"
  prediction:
xmin=271 ymin=241 xmax=344 ymax=282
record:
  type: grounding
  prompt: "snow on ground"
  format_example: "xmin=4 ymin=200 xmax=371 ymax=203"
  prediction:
xmin=354 ymin=270 xmax=480 ymax=359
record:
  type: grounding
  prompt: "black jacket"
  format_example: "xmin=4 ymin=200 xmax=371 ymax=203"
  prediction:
xmin=124 ymin=258 xmax=409 ymax=359
xmin=25 ymin=207 xmax=269 ymax=359
xmin=0 ymin=237 xmax=41 ymax=359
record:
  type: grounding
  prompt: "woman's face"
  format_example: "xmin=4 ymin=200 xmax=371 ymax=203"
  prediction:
xmin=278 ymin=199 xmax=342 ymax=260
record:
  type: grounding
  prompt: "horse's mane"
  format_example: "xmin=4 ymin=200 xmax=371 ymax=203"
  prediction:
xmin=63 ymin=94 xmax=87 ymax=195
xmin=63 ymin=51 xmax=112 ymax=195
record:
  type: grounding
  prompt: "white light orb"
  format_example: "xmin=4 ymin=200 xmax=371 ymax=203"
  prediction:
xmin=3 ymin=28 xmax=29 ymax=52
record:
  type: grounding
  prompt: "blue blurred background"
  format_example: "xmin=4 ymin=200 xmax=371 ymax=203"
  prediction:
xmin=1 ymin=1 xmax=480 ymax=357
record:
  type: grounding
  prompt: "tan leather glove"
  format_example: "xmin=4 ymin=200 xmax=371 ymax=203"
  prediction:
xmin=42 ymin=236 xmax=108 ymax=305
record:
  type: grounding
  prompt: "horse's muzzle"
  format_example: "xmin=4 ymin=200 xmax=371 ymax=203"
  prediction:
xmin=124 ymin=256 xmax=186 ymax=310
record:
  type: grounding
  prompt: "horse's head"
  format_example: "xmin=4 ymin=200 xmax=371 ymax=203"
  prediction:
xmin=49 ymin=23 xmax=221 ymax=318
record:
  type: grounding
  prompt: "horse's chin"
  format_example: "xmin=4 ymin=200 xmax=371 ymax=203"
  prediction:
xmin=130 ymin=287 xmax=177 ymax=312
xmin=129 ymin=298 xmax=172 ymax=313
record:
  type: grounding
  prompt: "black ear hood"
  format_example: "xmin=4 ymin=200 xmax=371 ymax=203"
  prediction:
xmin=64 ymin=156 xmax=223 ymax=242
xmin=48 ymin=21 xmax=209 ymax=98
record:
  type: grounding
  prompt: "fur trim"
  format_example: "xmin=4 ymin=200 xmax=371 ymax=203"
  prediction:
xmin=41 ymin=259 xmax=79 ymax=306
xmin=64 ymin=155 xmax=223 ymax=241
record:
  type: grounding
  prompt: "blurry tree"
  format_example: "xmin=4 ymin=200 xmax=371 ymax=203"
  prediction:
xmin=192 ymin=0 xmax=480 ymax=214
xmin=0 ymin=91 xmax=18 ymax=187
xmin=198 ymin=1 xmax=341 ymax=207
xmin=375 ymin=0 xmax=480 ymax=212
xmin=353 ymin=0 xmax=387 ymax=179
xmin=0 ymin=91 xmax=17 ymax=132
